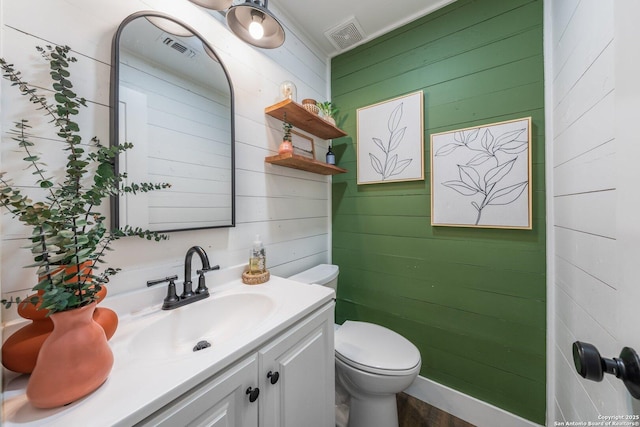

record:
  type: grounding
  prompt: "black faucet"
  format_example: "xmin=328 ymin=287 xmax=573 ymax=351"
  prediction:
xmin=183 ymin=246 xmax=215 ymax=298
xmin=147 ymin=246 xmax=220 ymax=310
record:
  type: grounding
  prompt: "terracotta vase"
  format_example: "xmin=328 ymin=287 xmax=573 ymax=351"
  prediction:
xmin=1 ymin=262 xmax=118 ymax=374
xmin=278 ymin=140 xmax=293 ymax=154
xmin=1 ymin=316 xmax=53 ymax=374
xmin=26 ymin=302 xmax=114 ymax=408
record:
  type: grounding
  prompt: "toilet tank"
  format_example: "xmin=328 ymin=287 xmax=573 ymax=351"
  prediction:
xmin=288 ymin=264 xmax=339 ymax=291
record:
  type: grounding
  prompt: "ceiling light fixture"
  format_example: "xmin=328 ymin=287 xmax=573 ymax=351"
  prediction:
xmin=248 ymin=10 xmax=265 ymax=40
xmin=226 ymin=0 xmax=285 ymax=49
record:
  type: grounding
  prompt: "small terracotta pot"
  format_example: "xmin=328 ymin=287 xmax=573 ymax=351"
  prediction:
xmin=278 ymin=140 xmax=293 ymax=154
xmin=26 ymin=302 xmax=114 ymax=408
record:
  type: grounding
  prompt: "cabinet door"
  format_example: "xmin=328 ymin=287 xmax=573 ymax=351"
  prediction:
xmin=136 ymin=355 xmax=259 ymax=427
xmin=259 ymin=302 xmax=335 ymax=427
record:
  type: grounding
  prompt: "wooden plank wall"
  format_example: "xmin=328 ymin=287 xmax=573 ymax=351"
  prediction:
xmin=0 ymin=0 xmax=332 ymax=321
xmin=547 ymin=0 xmax=621 ymax=422
xmin=330 ymin=0 xmax=546 ymax=423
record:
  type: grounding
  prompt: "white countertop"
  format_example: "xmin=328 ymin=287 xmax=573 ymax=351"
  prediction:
xmin=1 ymin=269 xmax=334 ymax=426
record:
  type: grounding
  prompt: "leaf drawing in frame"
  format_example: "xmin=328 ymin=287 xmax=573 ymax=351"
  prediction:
xmin=431 ymin=117 xmax=532 ymax=229
xmin=357 ymin=91 xmax=424 ymax=184
xmin=367 ymin=103 xmax=412 ymax=180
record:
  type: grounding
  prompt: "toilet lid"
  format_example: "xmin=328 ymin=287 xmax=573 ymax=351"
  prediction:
xmin=334 ymin=321 xmax=421 ymax=372
xmin=288 ymin=264 xmax=338 ymax=285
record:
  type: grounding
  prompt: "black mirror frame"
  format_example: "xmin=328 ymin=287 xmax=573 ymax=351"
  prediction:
xmin=109 ymin=10 xmax=236 ymax=232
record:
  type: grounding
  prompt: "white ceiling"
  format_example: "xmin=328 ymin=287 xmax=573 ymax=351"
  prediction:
xmin=272 ymin=0 xmax=457 ymax=57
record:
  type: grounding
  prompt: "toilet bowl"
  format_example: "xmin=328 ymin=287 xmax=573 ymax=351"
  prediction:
xmin=289 ymin=264 xmax=421 ymax=427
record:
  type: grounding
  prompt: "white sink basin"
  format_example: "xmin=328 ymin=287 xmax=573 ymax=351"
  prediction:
xmin=129 ymin=292 xmax=276 ymax=358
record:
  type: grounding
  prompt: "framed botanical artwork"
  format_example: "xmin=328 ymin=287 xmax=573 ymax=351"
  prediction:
xmin=430 ymin=117 xmax=532 ymax=229
xmin=357 ymin=91 xmax=424 ymax=184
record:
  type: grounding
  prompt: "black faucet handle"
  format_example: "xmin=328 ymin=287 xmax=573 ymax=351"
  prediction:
xmin=147 ymin=275 xmax=179 ymax=287
xmin=197 ymin=265 xmax=220 ymax=275
xmin=195 ymin=265 xmax=219 ymax=295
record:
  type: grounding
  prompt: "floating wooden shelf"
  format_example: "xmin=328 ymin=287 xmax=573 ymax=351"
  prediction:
xmin=265 ymin=100 xmax=348 ymax=175
xmin=265 ymin=99 xmax=347 ymax=140
xmin=265 ymin=152 xmax=347 ymax=176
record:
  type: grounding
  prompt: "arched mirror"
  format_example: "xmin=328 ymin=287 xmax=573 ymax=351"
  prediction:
xmin=110 ymin=11 xmax=235 ymax=232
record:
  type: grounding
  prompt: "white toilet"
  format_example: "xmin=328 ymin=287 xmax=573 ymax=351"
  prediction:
xmin=289 ymin=264 xmax=421 ymax=427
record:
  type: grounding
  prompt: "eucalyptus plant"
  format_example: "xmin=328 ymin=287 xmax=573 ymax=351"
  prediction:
xmin=0 ymin=45 xmax=169 ymax=313
xmin=283 ymin=112 xmax=293 ymax=142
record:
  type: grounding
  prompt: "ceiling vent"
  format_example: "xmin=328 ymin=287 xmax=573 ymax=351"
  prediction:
xmin=160 ymin=35 xmax=197 ymax=59
xmin=324 ymin=17 xmax=366 ymax=51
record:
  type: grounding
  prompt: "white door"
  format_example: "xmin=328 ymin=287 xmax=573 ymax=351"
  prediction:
xmin=614 ymin=0 xmax=640 ymax=415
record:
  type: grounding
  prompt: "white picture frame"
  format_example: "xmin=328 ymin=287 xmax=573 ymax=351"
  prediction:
xmin=357 ymin=91 xmax=424 ymax=184
xmin=430 ymin=117 xmax=532 ymax=229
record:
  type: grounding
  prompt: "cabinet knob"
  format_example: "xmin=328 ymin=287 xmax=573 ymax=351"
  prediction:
xmin=267 ymin=371 xmax=280 ymax=385
xmin=246 ymin=386 xmax=260 ymax=403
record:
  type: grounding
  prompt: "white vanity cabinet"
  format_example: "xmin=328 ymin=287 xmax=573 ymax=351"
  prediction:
xmin=259 ymin=302 xmax=335 ymax=427
xmin=134 ymin=355 xmax=259 ymax=427
xmin=135 ymin=301 xmax=334 ymax=427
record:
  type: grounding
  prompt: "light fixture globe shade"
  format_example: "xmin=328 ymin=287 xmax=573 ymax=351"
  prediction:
xmin=188 ymin=0 xmax=233 ymax=10
xmin=145 ymin=16 xmax=194 ymax=37
xmin=226 ymin=1 xmax=285 ymax=49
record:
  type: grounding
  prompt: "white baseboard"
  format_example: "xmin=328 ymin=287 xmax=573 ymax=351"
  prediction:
xmin=405 ymin=376 xmax=543 ymax=427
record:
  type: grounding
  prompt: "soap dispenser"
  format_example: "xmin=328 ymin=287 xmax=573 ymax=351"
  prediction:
xmin=326 ymin=145 xmax=335 ymax=165
xmin=249 ymin=235 xmax=266 ymax=274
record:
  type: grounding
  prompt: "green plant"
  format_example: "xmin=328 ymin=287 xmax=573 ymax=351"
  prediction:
xmin=283 ymin=112 xmax=293 ymax=142
xmin=0 ymin=45 xmax=169 ymax=313
xmin=317 ymin=101 xmax=338 ymax=119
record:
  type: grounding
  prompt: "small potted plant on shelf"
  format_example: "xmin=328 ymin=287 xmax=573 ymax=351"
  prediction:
xmin=317 ymin=101 xmax=338 ymax=125
xmin=0 ymin=45 xmax=169 ymax=408
xmin=278 ymin=113 xmax=294 ymax=154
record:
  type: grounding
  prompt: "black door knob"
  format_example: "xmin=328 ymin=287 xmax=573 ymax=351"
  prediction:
xmin=246 ymin=386 xmax=260 ymax=402
xmin=573 ymin=341 xmax=608 ymax=381
xmin=267 ymin=370 xmax=280 ymax=384
xmin=573 ymin=341 xmax=640 ymax=399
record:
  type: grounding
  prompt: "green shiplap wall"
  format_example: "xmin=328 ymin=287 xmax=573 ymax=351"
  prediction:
xmin=330 ymin=0 xmax=545 ymax=423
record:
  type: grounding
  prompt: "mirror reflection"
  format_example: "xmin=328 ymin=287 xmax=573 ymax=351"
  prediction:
xmin=111 ymin=12 xmax=235 ymax=232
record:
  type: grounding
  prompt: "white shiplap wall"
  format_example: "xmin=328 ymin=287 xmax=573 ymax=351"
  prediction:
xmin=547 ymin=0 xmax=640 ymax=423
xmin=0 ymin=0 xmax=332 ymax=322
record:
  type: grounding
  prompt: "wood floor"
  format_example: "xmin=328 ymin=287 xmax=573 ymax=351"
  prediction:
xmin=397 ymin=392 xmax=476 ymax=427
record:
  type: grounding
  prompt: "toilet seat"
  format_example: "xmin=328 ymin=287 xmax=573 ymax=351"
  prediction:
xmin=334 ymin=321 xmax=421 ymax=376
